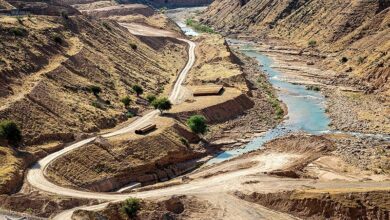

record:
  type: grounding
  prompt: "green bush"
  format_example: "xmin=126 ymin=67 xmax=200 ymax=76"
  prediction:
xmin=187 ymin=115 xmax=207 ymax=134
xmin=340 ymin=57 xmax=348 ymax=63
xmin=16 ymin=16 xmax=24 ymax=25
xmin=185 ymin=18 xmax=215 ymax=34
xmin=10 ymin=27 xmax=28 ymax=37
xmin=151 ymin=97 xmax=172 ymax=114
xmin=306 ymin=85 xmax=321 ymax=91
xmin=0 ymin=120 xmax=22 ymax=145
xmin=89 ymin=85 xmax=102 ymax=96
xmin=121 ymin=96 xmax=131 ymax=108
xmin=146 ymin=94 xmax=156 ymax=103
xmin=130 ymin=43 xmax=137 ymax=50
xmin=357 ymin=56 xmax=365 ymax=64
xmin=132 ymin=84 xmax=143 ymax=97
xmin=121 ymin=198 xmax=140 ymax=218
xmin=308 ymin=40 xmax=317 ymax=48
xmin=126 ymin=111 xmax=135 ymax=118
xmin=53 ymin=34 xmax=63 ymax=44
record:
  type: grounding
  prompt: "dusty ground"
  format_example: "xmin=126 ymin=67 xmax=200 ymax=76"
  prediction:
xmin=56 ymin=133 xmax=390 ymax=220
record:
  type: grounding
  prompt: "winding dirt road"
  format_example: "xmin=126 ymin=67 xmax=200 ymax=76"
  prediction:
xmin=25 ymin=24 xmax=197 ymax=219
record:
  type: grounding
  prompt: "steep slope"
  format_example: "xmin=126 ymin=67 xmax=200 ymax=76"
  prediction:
xmin=0 ymin=14 xmax=186 ymax=146
xmin=202 ymin=0 xmax=390 ymax=94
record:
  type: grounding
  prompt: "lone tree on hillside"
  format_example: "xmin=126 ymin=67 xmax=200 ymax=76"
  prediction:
xmin=132 ymin=84 xmax=144 ymax=97
xmin=121 ymin=197 xmax=140 ymax=218
xmin=120 ymin=96 xmax=131 ymax=109
xmin=151 ymin=97 xmax=172 ymax=115
xmin=187 ymin=115 xmax=207 ymax=134
xmin=0 ymin=120 xmax=22 ymax=145
xmin=89 ymin=85 xmax=102 ymax=96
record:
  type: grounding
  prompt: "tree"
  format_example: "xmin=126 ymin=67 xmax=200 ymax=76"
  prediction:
xmin=121 ymin=197 xmax=140 ymax=218
xmin=121 ymin=96 xmax=131 ymax=109
xmin=0 ymin=120 xmax=22 ymax=145
xmin=151 ymin=97 xmax=172 ymax=115
xmin=89 ymin=85 xmax=101 ymax=96
xmin=132 ymin=84 xmax=143 ymax=97
xmin=146 ymin=94 xmax=156 ymax=103
xmin=187 ymin=115 xmax=207 ymax=134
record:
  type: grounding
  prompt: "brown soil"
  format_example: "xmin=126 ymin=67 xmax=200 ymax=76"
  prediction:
xmin=235 ymin=190 xmax=390 ymax=220
xmin=0 ymin=191 xmax=95 ymax=218
xmin=0 ymin=15 xmax=186 ymax=147
xmin=46 ymin=118 xmax=207 ymax=192
xmin=71 ymin=195 xmax=217 ymax=220
xmin=202 ymin=0 xmax=390 ymax=95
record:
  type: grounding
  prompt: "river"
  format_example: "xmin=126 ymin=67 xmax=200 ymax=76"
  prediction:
xmin=167 ymin=8 xmax=389 ymax=164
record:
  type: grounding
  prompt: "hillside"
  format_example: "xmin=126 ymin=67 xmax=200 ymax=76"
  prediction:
xmin=0 ymin=13 xmax=186 ymax=146
xmin=202 ymin=0 xmax=390 ymax=95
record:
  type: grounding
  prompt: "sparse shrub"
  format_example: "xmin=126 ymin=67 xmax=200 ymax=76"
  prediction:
xmin=340 ymin=57 xmax=348 ymax=63
xmin=16 ymin=16 xmax=24 ymax=25
xmin=132 ymin=84 xmax=143 ymax=97
xmin=52 ymin=34 xmax=63 ymax=44
xmin=357 ymin=56 xmax=365 ymax=64
xmin=0 ymin=120 xmax=22 ymax=145
xmin=146 ymin=94 xmax=156 ymax=103
xmin=308 ymin=40 xmax=317 ymax=48
xmin=91 ymin=101 xmax=103 ymax=109
xmin=269 ymin=98 xmax=284 ymax=120
xmin=187 ymin=115 xmax=207 ymax=134
xmin=121 ymin=96 xmax=131 ymax=108
xmin=10 ymin=27 xmax=28 ymax=37
xmin=121 ymin=198 xmax=140 ymax=218
xmin=151 ymin=97 xmax=172 ymax=115
xmin=185 ymin=18 xmax=214 ymax=34
xmin=60 ymin=11 xmax=69 ymax=19
xmin=89 ymin=85 xmax=102 ymax=96
xmin=130 ymin=43 xmax=137 ymax=50
xmin=306 ymin=85 xmax=321 ymax=91
xmin=179 ymin=137 xmax=189 ymax=146
xmin=126 ymin=111 xmax=135 ymax=118
xmin=102 ymin=22 xmax=111 ymax=31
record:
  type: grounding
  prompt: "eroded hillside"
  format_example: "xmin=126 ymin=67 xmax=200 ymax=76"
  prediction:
xmin=0 ymin=14 xmax=186 ymax=146
xmin=202 ymin=0 xmax=390 ymax=94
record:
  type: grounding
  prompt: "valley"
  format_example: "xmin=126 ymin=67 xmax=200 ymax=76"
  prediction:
xmin=0 ymin=1 xmax=389 ymax=220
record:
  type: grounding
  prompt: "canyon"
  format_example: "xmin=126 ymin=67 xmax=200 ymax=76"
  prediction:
xmin=0 ymin=0 xmax=389 ymax=220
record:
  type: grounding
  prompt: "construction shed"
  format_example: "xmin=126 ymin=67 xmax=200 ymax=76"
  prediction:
xmin=192 ymin=85 xmax=224 ymax=96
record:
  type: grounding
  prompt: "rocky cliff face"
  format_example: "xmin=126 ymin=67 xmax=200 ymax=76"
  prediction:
xmin=202 ymin=0 xmax=390 ymax=94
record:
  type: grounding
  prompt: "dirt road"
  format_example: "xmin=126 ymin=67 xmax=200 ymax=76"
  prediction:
xmin=25 ymin=23 xmax=197 ymax=219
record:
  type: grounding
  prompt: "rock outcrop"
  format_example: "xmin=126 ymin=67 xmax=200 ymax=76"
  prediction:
xmin=202 ymin=0 xmax=390 ymax=94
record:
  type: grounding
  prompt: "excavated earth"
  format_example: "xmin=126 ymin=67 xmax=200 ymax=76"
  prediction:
xmin=0 ymin=1 xmax=187 ymax=195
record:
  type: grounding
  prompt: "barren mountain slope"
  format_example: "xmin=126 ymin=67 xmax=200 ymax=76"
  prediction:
xmin=202 ymin=0 xmax=390 ymax=94
xmin=0 ymin=14 xmax=186 ymax=146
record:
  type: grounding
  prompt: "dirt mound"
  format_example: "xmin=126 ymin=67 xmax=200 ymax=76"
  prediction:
xmin=72 ymin=195 xmax=215 ymax=220
xmin=0 ymin=14 xmax=186 ymax=146
xmin=263 ymin=134 xmax=334 ymax=178
xmin=235 ymin=190 xmax=390 ymax=220
xmin=46 ymin=120 xmax=206 ymax=192
xmin=202 ymin=0 xmax=390 ymax=94
xmin=0 ymin=191 xmax=94 ymax=218
xmin=169 ymin=89 xmax=254 ymax=124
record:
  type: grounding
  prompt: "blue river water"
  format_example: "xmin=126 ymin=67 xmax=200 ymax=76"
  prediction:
xmin=167 ymin=9 xmax=388 ymax=165
xmin=207 ymin=41 xmax=331 ymax=164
